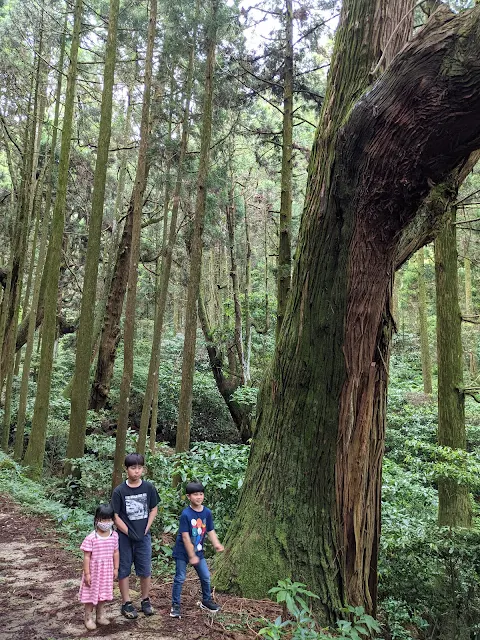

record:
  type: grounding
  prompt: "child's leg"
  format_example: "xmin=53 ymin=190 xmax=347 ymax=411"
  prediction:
xmin=118 ymin=533 xmax=133 ymax=604
xmin=194 ymin=558 xmax=212 ymax=603
xmin=84 ymin=603 xmax=97 ymax=630
xmin=96 ymin=601 xmax=110 ymax=625
xmin=172 ymin=558 xmax=187 ymax=605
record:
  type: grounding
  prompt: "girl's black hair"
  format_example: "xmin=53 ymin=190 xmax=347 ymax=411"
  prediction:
xmin=94 ymin=503 xmax=114 ymax=527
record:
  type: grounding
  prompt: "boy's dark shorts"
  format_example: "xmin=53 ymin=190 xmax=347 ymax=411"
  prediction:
xmin=118 ymin=531 xmax=152 ymax=579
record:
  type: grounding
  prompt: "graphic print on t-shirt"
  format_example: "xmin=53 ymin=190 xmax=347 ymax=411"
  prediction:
xmin=125 ymin=493 xmax=148 ymax=521
xmin=191 ymin=517 xmax=207 ymax=552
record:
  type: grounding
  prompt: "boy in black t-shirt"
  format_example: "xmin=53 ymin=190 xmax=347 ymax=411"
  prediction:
xmin=111 ymin=453 xmax=159 ymax=619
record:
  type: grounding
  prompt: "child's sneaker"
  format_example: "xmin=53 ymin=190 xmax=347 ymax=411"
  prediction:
xmin=121 ymin=601 xmax=138 ymax=619
xmin=170 ymin=604 xmax=181 ymax=618
xmin=141 ymin=597 xmax=154 ymax=616
xmin=200 ymin=599 xmax=221 ymax=612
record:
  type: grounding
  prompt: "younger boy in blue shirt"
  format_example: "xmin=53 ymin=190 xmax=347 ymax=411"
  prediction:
xmin=170 ymin=481 xmax=224 ymax=618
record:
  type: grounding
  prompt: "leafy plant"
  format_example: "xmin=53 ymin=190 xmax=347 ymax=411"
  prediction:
xmin=258 ymin=579 xmax=382 ymax=640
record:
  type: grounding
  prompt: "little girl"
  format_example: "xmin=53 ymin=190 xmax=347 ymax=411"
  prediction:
xmin=79 ymin=503 xmax=119 ymax=630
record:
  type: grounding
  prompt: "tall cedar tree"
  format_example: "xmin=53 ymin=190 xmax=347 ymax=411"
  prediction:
xmin=66 ymin=0 xmax=120 ymax=475
xmin=112 ymin=0 xmax=157 ymax=489
xmin=23 ymin=0 xmax=83 ymax=477
xmin=435 ymin=206 xmax=471 ymax=527
xmin=215 ymin=0 xmax=480 ymax=620
xmin=136 ymin=4 xmax=198 ymax=454
xmin=175 ymin=0 xmax=218 ymax=454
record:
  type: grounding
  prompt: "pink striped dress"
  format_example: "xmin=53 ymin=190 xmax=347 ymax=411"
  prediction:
xmin=78 ymin=530 xmax=118 ymax=605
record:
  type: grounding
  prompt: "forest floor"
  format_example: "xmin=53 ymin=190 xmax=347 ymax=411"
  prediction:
xmin=0 ymin=493 xmax=280 ymax=640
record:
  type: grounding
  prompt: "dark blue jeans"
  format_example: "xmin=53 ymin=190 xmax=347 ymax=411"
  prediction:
xmin=172 ymin=557 xmax=211 ymax=605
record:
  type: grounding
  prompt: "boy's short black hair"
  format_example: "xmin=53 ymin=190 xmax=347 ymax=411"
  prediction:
xmin=94 ymin=503 xmax=114 ymax=526
xmin=186 ymin=481 xmax=205 ymax=494
xmin=124 ymin=452 xmax=145 ymax=467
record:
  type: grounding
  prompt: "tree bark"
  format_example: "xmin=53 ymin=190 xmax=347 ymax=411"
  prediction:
xmin=214 ymin=1 xmax=480 ymax=620
xmin=276 ymin=0 xmax=293 ymax=338
xmin=66 ymin=0 xmax=120 ymax=474
xmin=417 ymin=247 xmax=432 ymax=394
xmin=435 ymin=206 xmax=471 ymax=527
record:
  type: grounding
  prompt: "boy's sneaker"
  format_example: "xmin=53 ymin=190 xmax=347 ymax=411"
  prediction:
xmin=121 ymin=601 xmax=138 ymax=619
xmin=141 ymin=597 xmax=154 ymax=616
xmin=200 ymin=599 xmax=221 ymax=612
xmin=170 ymin=604 xmax=181 ymax=618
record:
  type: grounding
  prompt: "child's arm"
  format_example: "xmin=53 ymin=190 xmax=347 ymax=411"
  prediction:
xmin=181 ymin=531 xmax=200 ymax=565
xmin=145 ymin=506 xmax=158 ymax=535
xmin=207 ymin=529 xmax=224 ymax=552
xmin=113 ymin=548 xmax=119 ymax=580
xmin=114 ymin=513 xmax=129 ymax=535
xmin=83 ymin=551 xmax=92 ymax=586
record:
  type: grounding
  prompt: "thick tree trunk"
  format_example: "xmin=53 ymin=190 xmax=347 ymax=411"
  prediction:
xmin=23 ymin=0 xmax=83 ymax=478
xmin=435 ymin=207 xmax=471 ymax=527
xmin=417 ymin=247 xmax=433 ymax=395
xmin=215 ymin=1 xmax=480 ymax=620
xmin=66 ymin=0 xmax=119 ymax=474
xmin=175 ymin=0 xmax=218 ymax=454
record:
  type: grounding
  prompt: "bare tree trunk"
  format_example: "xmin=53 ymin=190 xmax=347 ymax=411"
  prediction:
xmin=175 ymin=0 xmax=218 ymax=454
xmin=276 ymin=0 xmax=293 ymax=337
xmin=417 ymin=247 xmax=432 ymax=394
xmin=435 ymin=206 xmax=471 ymax=527
xmin=66 ymin=0 xmax=120 ymax=475
xmin=112 ymin=0 xmax=157 ymax=489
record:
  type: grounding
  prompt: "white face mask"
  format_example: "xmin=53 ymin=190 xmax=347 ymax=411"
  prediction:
xmin=97 ymin=520 xmax=114 ymax=532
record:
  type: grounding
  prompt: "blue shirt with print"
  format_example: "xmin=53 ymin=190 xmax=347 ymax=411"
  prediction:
xmin=172 ymin=505 xmax=214 ymax=561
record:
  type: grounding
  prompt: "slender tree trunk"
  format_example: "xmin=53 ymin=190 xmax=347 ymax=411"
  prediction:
xmin=276 ymin=0 xmax=293 ymax=338
xmin=417 ymin=247 xmax=432 ymax=394
xmin=226 ymin=188 xmax=246 ymax=385
xmin=65 ymin=0 xmax=120 ymax=475
xmin=463 ymin=255 xmax=477 ymax=376
xmin=1 ymin=18 xmax=47 ymax=450
xmin=214 ymin=0 xmax=480 ymax=619
xmin=23 ymin=0 xmax=83 ymax=478
xmin=175 ymin=0 xmax=218 ymax=454
xmin=112 ymin=0 xmax=157 ymax=489
xmin=136 ymin=21 xmax=197 ymax=454
xmin=435 ymin=207 xmax=471 ymax=527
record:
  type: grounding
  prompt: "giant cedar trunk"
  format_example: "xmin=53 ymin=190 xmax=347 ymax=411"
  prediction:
xmin=214 ymin=2 xmax=480 ymax=621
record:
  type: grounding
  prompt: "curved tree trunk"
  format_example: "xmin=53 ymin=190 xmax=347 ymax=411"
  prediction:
xmin=215 ymin=1 xmax=480 ymax=621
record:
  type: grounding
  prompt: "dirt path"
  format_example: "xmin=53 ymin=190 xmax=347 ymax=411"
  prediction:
xmin=0 ymin=494 xmax=271 ymax=640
